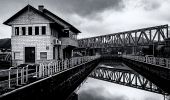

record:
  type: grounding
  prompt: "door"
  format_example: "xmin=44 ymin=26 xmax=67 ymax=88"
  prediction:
xmin=25 ymin=47 xmax=35 ymax=63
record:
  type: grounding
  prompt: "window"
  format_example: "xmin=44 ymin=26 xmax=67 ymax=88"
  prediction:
xmin=63 ymin=29 xmax=69 ymax=37
xmin=35 ymin=27 xmax=39 ymax=35
xmin=14 ymin=52 xmax=20 ymax=60
xmin=42 ymin=26 xmax=46 ymax=35
xmin=22 ymin=27 xmax=26 ymax=35
xmin=28 ymin=27 xmax=32 ymax=35
xmin=15 ymin=27 xmax=19 ymax=35
xmin=40 ymin=52 xmax=47 ymax=60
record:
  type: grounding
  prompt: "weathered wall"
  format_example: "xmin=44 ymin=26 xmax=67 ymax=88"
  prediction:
xmin=11 ymin=35 xmax=55 ymax=65
xmin=8 ymin=9 xmax=52 ymax=25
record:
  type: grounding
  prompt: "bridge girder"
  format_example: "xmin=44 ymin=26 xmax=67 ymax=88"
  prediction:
xmin=78 ymin=25 xmax=169 ymax=48
xmin=89 ymin=67 xmax=166 ymax=94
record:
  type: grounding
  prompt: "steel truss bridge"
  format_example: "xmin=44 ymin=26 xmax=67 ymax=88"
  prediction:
xmin=78 ymin=25 xmax=169 ymax=48
xmin=77 ymin=24 xmax=170 ymax=95
xmin=89 ymin=66 xmax=165 ymax=94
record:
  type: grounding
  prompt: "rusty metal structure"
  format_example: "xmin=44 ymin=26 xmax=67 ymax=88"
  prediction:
xmin=78 ymin=25 xmax=169 ymax=48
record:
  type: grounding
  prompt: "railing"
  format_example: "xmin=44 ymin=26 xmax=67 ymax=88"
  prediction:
xmin=0 ymin=65 xmax=36 ymax=91
xmin=0 ymin=53 xmax=11 ymax=62
xmin=37 ymin=56 xmax=100 ymax=78
xmin=122 ymin=55 xmax=170 ymax=68
xmin=0 ymin=56 xmax=100 ymax=95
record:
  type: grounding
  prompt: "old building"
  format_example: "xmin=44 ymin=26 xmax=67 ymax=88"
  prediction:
xmin=3 ymin=5 xmax=81 ymax=65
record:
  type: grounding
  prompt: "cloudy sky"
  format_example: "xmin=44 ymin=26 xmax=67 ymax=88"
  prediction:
xmin=0 ymin=0 xmax=170 ymax=39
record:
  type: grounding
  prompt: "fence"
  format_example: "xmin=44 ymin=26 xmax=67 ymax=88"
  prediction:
xmin=37 ymin=56 xmax=100 ymax=78
xmin=0 ymin=56 xmax=100 ymax=94
xmin=0 ymin=53 xmax=11 ymax=62
xmin=122 ymin=55 xmax=170 ymax=68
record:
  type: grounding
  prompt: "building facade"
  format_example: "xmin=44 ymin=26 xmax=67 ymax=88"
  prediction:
xmin=3 ymin=5 xmax=80 ymax=65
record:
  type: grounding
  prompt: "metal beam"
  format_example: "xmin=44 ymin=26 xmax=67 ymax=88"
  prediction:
xmin=78 ymin=25 xmax=168 ymax=48
xmin=89 ymin=67 xmax=166 ymax=94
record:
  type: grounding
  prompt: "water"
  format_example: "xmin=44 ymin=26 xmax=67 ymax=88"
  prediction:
xmin=77 ymin=62 xmax=165 ymax=100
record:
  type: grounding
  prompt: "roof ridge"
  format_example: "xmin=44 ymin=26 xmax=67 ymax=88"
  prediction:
xmin=43 ymin=9 xmax=81 ymax=33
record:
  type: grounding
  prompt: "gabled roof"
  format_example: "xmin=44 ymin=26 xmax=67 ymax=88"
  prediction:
xmin=3 ymin=4 xmax=81 ymax=33
xmin=3 ymin=5 xmax=56 ymax=25
xmin=0 ymin=38 xmax=11 ymax=49
xmin=43 ymin=9 xmax=81 ymax=33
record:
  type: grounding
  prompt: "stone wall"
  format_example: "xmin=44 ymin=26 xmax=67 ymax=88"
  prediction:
xmin=11 ymin=35 xmax=55 ymax=65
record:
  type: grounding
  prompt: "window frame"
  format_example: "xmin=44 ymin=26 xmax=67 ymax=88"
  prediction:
xmin=40 ymin=52 xmax=47 ymax=60
xmin=42 ymin=26 xmax=46 ymax=35
xmin=22 ymin=27 xmax=26 ymax=35
xmin=35 ymin=26 xmax=39 ymax=35
xmin=14 ymin=52 xmax=20 ymax=60
xmin=28 ymin=27 xmax=32 ymax=35
xmin=15 ymin=27 xmax=19 ymax=36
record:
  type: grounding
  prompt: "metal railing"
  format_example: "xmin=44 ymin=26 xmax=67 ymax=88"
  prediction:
xmin=122 ymin=55 xmax=170 ymax=68
xmin=0 ymin=56 xmax=100 ymax=95
xmin=37 ymin=56 xmax=100 ymax=78
xmin=0 ymin=65 xmax=35 ymax=90
xmin=0 ymin=53 xmax=11 ymax=62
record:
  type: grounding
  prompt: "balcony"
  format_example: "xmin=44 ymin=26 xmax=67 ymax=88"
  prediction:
xmin=60 ymin=37 xmax=78 ymax=47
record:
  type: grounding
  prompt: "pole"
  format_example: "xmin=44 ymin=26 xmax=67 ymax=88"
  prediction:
xmin=153 ymin=43 xmax=154 ymax=56
xmin=16 ymin=68 xmax=19 ymax=86
xmin=26 ymin=65 xmax=28 ymax=82
xmin=8 ymin=68 xmax=11 ymax=88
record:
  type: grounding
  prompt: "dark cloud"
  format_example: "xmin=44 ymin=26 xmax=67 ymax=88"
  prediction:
xmin=78 ymin=86 xmax=128 ymax=100
xmin=48 ymin=0 xmax=125 ymax=17
xmin=141 ymin=0 xmax=162 ymax=11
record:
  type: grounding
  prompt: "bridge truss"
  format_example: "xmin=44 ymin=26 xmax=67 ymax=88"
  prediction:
xmin=78 ymin=25 xmax=169 ymax=48
xmin=89 ymin=67 xmax=166 ymax=94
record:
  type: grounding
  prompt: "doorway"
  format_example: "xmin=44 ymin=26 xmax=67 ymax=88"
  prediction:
xmin=25 ymin=47 xmax=35 ymax=63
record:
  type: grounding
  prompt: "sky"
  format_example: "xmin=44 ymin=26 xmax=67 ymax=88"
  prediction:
xmin=0 ymin=0 xmax=170 ymax=39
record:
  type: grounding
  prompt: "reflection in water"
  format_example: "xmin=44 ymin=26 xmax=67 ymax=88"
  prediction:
xmin=77 ymin=62 xmax=165 ymax=100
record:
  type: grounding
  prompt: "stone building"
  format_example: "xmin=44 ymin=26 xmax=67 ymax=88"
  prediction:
xmin=3 ymin=5 xmax=81 ymax=65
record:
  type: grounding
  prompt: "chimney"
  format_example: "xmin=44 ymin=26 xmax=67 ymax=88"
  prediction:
xmin=38 ymin=5 xmax=44 ymax=12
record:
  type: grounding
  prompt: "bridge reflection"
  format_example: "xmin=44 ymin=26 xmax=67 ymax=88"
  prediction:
xmin=89 ymin=63 xmax=166 ymax=94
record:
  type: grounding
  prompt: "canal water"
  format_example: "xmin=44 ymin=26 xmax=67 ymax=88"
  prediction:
xmin=76 ymin=62 xmax=165 ymax=100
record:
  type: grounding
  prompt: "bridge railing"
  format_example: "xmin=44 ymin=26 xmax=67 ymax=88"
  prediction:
xmin=0 ymin=56 xmax=100 ymax=94
xmin=37 ymin=56 xmax=100 ymax=78
xmin=0 ymin=65 xmax=36 ymax=91
xmin=122 ymin=55 xmax=170 ymax=68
